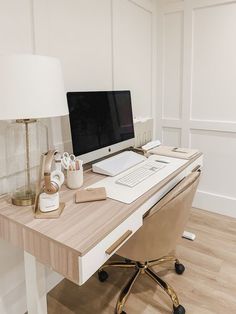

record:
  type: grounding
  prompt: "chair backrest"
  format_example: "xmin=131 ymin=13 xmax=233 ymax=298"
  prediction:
xmin=116 ymin=171 xmax=201 ymax=262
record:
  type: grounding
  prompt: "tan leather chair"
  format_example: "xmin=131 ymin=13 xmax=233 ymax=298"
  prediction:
xmin=98 ymin=170 xmax=201 ymax=314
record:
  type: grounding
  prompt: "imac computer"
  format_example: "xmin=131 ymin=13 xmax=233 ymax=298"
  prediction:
xmin=67 ymin=90 xmax=135 ymax=164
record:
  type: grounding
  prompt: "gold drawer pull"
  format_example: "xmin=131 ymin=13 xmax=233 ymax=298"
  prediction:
xmin=192 ymin=165 xmax=201 ymax=172
xmin=105 ymin=230 xmax=132 ymax=255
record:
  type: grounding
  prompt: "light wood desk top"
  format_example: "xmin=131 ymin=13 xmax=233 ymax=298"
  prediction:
xmin=0 ymin=153 xmax=202 ymax=285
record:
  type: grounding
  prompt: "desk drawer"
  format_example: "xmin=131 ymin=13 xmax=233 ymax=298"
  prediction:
xmin=78 ymin=209 xmax=143 ymax=285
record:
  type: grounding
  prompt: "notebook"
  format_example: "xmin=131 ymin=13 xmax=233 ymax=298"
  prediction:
xmin=148 ymin=146 xmax=199 ymax=160
xmin=75 ymin=187 xmax=107 ymax=203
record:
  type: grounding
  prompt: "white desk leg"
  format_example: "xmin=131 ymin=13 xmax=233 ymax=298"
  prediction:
xmin=24 ymin=251 xmax=48 ymax=314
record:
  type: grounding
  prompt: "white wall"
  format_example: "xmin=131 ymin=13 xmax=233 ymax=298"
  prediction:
xmin=0 ymin=0 xmax=155 ymax=312
xmin=156 ymin=0 xmax=236 ymax=217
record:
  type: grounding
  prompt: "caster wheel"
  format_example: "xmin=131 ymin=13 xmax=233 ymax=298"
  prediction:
xmin=173 ymin=304 xmax=185 ymax=314
xmin=98 ymin=270 xmax=109 ymax=282
xmin=175 ymin=262 xmax=185 ymax=275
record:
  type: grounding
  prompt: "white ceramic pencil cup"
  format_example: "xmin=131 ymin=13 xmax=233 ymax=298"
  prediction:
xmin=66 ymin=168 xmax=83 ymax=189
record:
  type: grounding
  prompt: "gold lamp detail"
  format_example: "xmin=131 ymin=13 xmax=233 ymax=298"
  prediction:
xmin=0 ymin=54 xmax=68 ymax=206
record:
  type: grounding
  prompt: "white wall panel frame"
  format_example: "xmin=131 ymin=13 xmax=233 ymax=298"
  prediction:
xmin=157 ymin=0 xmax=236 ymax=137
xmin=156 ymin=2 xmax=184 ymax=140
xmin=162 ymin=127 xmax=181 ymax=146
xmin=190 ymin=128 xmax=236 ymax=217
xmin=155 ymin=1 xmax=164 ymax=139
xmin=151 ymin=0 xmax=158 ymax=137
xmin=160 ymin=119 xmax=183 ymax=129
xmin=112 ymin=0 xmax=154 ymax=118
xmin=191 ymin=1 xmax=236 ymax=122
xmin=180 ymin=0 xmax=193 ymax=147
xmin=163 ymin=10 xmax=184 ymax=120
xmin=157 ymin=0 xmax=236 ymax=217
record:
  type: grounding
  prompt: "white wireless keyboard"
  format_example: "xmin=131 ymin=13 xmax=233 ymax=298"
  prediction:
xmin=116 ymin=161 xmax=166 ymax=187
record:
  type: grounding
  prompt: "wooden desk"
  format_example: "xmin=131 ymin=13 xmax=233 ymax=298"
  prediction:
xmin=0 ymin=154 xmax=202 ymax=314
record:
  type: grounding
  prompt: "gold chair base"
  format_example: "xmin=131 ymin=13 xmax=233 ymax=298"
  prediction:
xmin=98 ymin=256 xmax=183 ymax=314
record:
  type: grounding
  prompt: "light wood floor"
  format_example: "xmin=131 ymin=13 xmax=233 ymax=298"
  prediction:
xmin=48 ymin=208 xmax=236 ymax=314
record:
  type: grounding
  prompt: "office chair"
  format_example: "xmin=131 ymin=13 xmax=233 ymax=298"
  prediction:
xmin=98 ymin=170 xmax=201 ymax=314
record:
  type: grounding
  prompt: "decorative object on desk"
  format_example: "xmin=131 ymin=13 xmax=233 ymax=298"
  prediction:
xmin=39 ymin=192 xmax=60 ymax=213
xmin=61 ymin=152 xmax=81 ymax=171
xmin=75 ymin=187 xmax=107 ymax=203
xmin=0 ymin=54 xmax=68 ymax=206
xmin=62 ymin=151 xmax=83 ymax=189
xmin=67 ymin=166 xmax=83 ymax=189
xmin=141 ymin=139 xmax=161 ymax=152
xmin=34 ymin=150 xmax=65 ymax=216
xmin=35 ymin=205 xmax=65 ymax=219
xmin=148 ymin=145 xmax=199 ymax=160
xmin=55 ymin=152 xmax=63 ymax=171
xmin=133 ymin=117 xmax=153 ymax=148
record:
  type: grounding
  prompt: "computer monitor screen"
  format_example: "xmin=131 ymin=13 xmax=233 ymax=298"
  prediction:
xmin=67 ymin=90 xmax=135 ymax=162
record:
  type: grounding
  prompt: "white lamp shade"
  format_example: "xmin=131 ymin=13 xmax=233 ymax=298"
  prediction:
xmin=0 ymin=54 xmax=68 ymax=120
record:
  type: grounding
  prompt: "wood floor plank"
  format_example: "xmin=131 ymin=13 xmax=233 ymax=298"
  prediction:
xmin=48 ymin=208 xmax=236 ymax=313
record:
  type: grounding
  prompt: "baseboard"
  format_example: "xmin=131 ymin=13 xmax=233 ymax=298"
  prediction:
xmin=193 ymin=190 xmax=236 ymax=218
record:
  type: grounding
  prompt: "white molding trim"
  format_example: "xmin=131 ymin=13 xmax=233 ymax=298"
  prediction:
xmin=194 ymin=190 xmax=236 ymax=218
xmin=161 ymin=12 xmax=166 ymax=121
xmin=155 ymin=1 xmax=164 ymax=139
xmin=111 ymin=0 xmax=115 ymax=90
xmin=151 ymin=0 xmax=158 ymax=135
xmin=190 ymin=0 xmax=236 ymax=10
xmin=181 ymin=0 xmax=193 ymax=147
xmin=161 ymin=119 xmax=182 ymax=128
xmin=162 ymin=10 xmax=184 ymax=122
xmin=128 ymin=0 xmax=153 ymax=12
xmin=159 ymin=119 xmax=236 ymax=134
xmin=30 ymin=0 xmax=36 ymax=52
xmin=190 ymin=120 xmax=236 ymax=133
xmin=157 ymin=0 xmax=236 ymax=218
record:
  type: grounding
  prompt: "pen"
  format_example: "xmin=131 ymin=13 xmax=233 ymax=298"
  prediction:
xmin=154 ymin=160 xmax=170 ymax=164
xmin=172 ymin=148 xmax=187 ymax=154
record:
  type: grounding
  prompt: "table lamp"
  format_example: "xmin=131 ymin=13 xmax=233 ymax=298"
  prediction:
xmin=0 ymin=54 xmax=68 ymax=206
